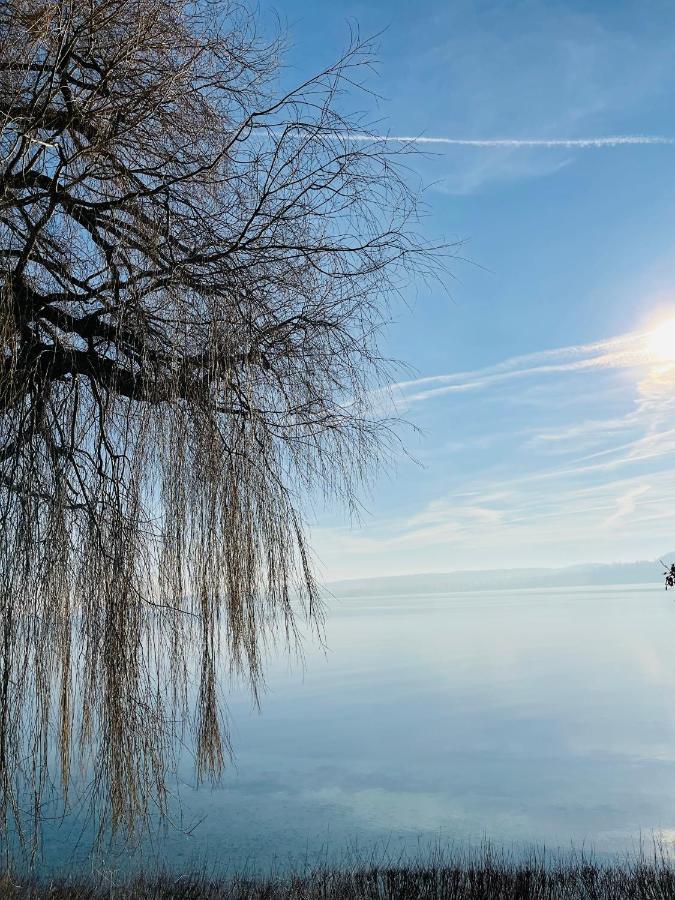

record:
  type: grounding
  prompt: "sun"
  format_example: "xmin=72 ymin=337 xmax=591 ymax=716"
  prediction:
xmin=646 ymin=317 xmax=675 ymax=363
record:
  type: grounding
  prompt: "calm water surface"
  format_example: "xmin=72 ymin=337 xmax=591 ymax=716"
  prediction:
xmin=35 ymin=584 xmax=675 ymax=872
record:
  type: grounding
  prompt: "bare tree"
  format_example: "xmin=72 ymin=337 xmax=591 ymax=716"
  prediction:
xmin=0 ymin=0 xmax=438 ymax=845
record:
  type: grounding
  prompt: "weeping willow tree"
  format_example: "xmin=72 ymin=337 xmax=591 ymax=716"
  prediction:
xmin=0 ymin=0 xmax=437 ymax=845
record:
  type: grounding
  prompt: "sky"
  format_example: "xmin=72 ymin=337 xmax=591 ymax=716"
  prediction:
xmin=259 ymin=0 xmax=675 ymax=581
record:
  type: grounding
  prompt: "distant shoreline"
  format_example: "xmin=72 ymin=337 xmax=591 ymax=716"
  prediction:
xmin=326 ymin=555 xmax=671 ymax=597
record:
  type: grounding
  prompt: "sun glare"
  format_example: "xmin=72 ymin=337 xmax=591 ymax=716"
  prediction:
xmin=646 ymin=317 xmax=675 ymax=362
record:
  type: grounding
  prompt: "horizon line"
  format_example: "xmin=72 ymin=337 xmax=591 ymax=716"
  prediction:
xmin=325 ymin=555 xmax=670 ymax=584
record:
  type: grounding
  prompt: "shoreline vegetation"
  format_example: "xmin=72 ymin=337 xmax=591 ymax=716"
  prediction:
xmin=4 ymin=846 xmax=675 ymax=899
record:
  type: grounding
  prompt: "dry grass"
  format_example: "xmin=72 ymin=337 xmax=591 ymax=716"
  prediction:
xmin=3 ymin=848 xmax=675 ymax=900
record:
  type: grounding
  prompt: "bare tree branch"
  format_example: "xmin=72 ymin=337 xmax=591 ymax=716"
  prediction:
xmin=0 ymin=0 xmax=444 ymax=849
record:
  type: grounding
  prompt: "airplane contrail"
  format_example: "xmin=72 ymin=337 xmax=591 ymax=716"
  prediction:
xmin=328 ymin=133 xmax=675 ymax=148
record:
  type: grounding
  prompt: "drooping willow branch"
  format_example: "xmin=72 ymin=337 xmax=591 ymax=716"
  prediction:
xmin=0 ymin=0 xmax=441 ymax=845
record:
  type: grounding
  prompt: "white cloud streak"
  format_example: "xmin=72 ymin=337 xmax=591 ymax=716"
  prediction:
xmin=333 ymin=133 xmax=675 ymax=148
xmin=390 ymin=330 xmax=651 ymax=404
xmin=312 ymin=325 xmax=675 ymax=578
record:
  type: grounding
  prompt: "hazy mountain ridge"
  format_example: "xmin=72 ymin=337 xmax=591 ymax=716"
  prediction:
xmin=326 ymin=554 xmax=675 ymax=597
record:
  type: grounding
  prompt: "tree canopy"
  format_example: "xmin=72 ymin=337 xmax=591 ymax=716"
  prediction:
xmin=0 ymin=0 xmax=438 ymax=843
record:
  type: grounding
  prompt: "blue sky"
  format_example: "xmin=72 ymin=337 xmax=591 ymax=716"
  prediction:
xmin=260 ymin=0 xmax=675 ymax=580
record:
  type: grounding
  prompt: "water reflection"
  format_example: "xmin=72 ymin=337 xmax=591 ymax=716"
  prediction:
xmin=29 ymin=584 xmax=675 ymax=872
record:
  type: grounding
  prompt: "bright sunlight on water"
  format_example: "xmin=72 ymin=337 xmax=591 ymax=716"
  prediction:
xmin=36 ymin=583 xmax=675 ymax=874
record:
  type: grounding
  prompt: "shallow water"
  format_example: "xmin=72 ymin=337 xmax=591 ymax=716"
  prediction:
xmin=27 ymin=583 xmax=675 ymax=873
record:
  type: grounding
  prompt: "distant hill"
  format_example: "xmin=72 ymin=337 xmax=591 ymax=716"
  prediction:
xmin=326 ymin=554 xmax=675 ymax=597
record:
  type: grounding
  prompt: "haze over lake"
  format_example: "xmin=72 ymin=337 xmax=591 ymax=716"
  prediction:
xmin=36 ymin=575 xmax=675 ymax=874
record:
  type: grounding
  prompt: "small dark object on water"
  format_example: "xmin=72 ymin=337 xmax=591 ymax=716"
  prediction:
xmin=661 ymin=561 xmax=675 ymax=589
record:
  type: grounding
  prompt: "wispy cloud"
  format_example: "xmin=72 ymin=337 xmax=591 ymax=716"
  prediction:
xmin=390 ymin=330 xmax=651 ymax=404
xmin=604 ymin=483 xmax=651 ymax=527
xmin=312 ymin=326 xmax=675 ymax=579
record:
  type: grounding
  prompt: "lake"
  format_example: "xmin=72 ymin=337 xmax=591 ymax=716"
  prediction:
xmin=29 ymin=583 xmax=675 ymax=874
